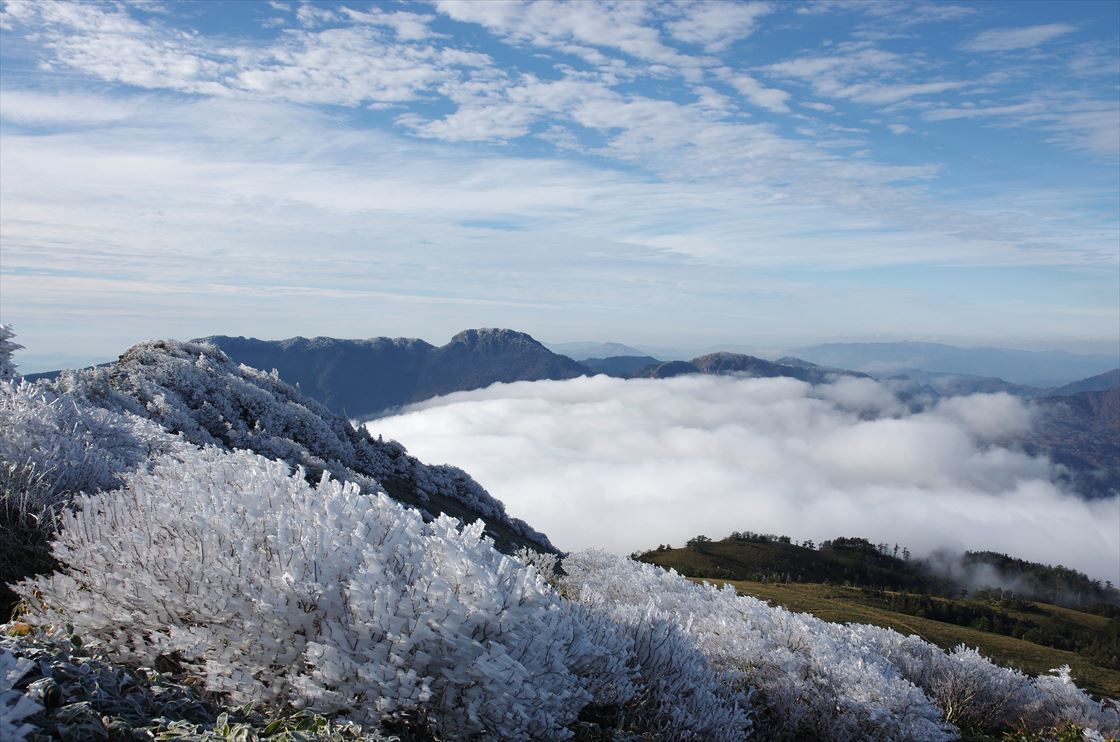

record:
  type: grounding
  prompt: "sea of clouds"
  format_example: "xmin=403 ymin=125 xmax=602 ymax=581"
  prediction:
xmin=368 ymin=375 xmax=1119 ymax=582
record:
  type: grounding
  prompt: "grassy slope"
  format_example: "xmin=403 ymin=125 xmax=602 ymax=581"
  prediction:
xmin=697 ymin=578 xmax=1120 ymax=700
xmin=642 ymin=538 xmax=932 ymax=589
xmin=637 ymin=541 xmax=1119 ymax=699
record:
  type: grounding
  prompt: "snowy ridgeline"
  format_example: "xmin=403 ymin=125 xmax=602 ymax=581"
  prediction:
xmin=0 ymin=339 xmax=552 ymax=553
xmin=0 ymin=338 xmax=1118 ymax=740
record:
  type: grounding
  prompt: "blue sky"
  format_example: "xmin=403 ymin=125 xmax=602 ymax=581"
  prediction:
xmin=1 ymin=0 xmax=1117 ymax=368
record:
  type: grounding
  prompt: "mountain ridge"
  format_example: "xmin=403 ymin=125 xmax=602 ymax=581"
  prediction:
xmin=634 ymin=351 xmax=871 ymax=384
xmin=791 ymin=341 xmax=1119 ymax=386
xmin=47 ymin=339 xmax=556 ymax=555
xmin=198 ymin=328 xmax=587 ymax=419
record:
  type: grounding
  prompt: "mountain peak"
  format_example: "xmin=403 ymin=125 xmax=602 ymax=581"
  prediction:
xmin=447 ymin=327 xmax=544 ymax=349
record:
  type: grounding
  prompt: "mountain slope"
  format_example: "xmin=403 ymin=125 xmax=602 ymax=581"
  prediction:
xmin=200 ymin=328 xmax=588 ymax=418
xmin=45 ymin=339 xmax=555 ymax=555
xmin=636 ymin=536 xmax=1120 ymax=697
xmin=1045 ymin=369 xmax=1120 ymax=397
xmin=635 ymin=352 xmax=870 ymax=383
xmin=1025 ymin=387 xmax=1120 ymax=498
xmin=880 ymin=369 xmax=1048 ymax=398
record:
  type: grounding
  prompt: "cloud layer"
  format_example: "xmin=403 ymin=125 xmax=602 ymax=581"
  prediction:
xmin=368 ymin=376 xmax=1119 ymax=582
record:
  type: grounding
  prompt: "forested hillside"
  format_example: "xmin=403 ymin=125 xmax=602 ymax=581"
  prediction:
xmin=637 ymin=533 xmax=1120 ymax=697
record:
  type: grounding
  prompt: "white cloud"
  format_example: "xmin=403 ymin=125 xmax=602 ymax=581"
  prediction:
xmin=1041 ymin=107 xmax=1120 ymax=158
xmin=369 ymin=376 xmax=1119 ymax=582
xmin=724 ymin=72 xmax=791 ymax=113
xmin=887 ymin=123 xmax=911 ymax=134
xmin=0 ymin=89 xmax=138 ymax=124
xmin=767 ymin=45 xmax=969 ymax=109
xmin=433 ymin=0 xmax=700 ymax=71
xmin=923 ymin=101 xmax=1044 ymax=122
xmin=767 ymin=46 xmax=903 ymax=83
xmin=664 ymin=1 xmax=772 ymax=52
xmin=2 ymin=0 xmax=484 ymax=107
xmin=814 ymin=375 xmax=903 ymax=415
xmin=795 ymin=0 xmax=976 ymax=26
xmin=838 ymin=80 xmax=968 ymax=106
xmin=963 ymin=23 xmax=1077 ymax=53
xmin=923 ymin=98 xmax=1120 ymax=157
xmin=341 ymin=6 xmax=439 ymax=41
xmin=931 ymin=392 xmax=1034 ymax=441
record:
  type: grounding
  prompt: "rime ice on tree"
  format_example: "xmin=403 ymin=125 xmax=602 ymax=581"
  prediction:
xmin=0 ymin=325 xmax=23 ymax=382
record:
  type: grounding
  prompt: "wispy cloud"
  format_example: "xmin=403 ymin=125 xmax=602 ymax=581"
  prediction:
xmin=923 ymin=97 xmax=1120 ymax=157
xmin=0 ymin=0 xmax=1116 ymax=356
xmin=721 ymin=72 xmax=791 ymax=113
xmin=838 ymin=80 xmax=968 ymax=106
xmin=433 ymin=0 xmax=699 ymax=71
xmin=664 ymin=1 xmax=773 ymax=52
xmin=0 ymin=0 xmax=483 ymax=105
xmin=797 ymin=0 xmax=977 ymax=26
xmin=963 ymin=23 xmax=1077 ymax=53
xmin=765 ymin=43 xmax=971 ymax=110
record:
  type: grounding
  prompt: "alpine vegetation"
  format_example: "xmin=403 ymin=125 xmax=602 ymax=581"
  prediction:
xmin=562 ymin=552 xmax=1119 ymax=740
xmin=14 ymin=447 xmax=750 ymax=740
xmin=1 ymin=338 xmax=1117 ymax=739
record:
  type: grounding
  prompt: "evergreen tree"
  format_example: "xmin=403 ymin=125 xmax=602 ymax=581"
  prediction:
xmin=0 ymin=324 xmax=23 ymax=382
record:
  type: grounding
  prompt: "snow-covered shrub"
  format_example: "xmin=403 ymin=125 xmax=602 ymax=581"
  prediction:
xmin=564 ymin=551 xmax=956 ymax=741
xmin=515 ymin=545 xmax=561 ymax=579
xmin=0 ymin=380 xmax=184 ymax=611
xmin=849 ymin=623 xmax=1120 ymax=735
xmin=930 ymin=645 xmax=1032 ymax=728
xmin=0 ymin=380 xmax=178 ymax=508
xmin=15 ymin=447 xmax=630 ymax=738
xmin=0 ymin=649 xmax=40 ymax=740
xmin=0 ymin=325 xmax=22 ymax=383
xmin=1029 ymin=666 xmax=1120 ymax=732
xmin=606 ymin=603 xmax=754 ymax=738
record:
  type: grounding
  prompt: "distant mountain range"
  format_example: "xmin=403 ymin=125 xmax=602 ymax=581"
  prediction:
xmin=548 ymin=341 xmax=646 ymax=358
xmin=789 ymin=341 xmax=1119 ymax=387
xmin=632 ymin=353 xmax=870 ymax=385
xmin=580 ymin=355 xmax=662 ymax=377
xmin=547 ymin=340 xmax=689 ymax=361
xmin=200 ymin=334 xmax=876 ymax=416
